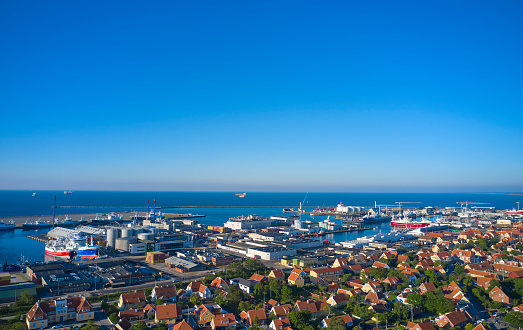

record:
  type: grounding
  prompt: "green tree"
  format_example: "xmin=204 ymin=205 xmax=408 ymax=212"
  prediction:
xmin=288 ymin=310 xmax=312 ymax=330
xmin=454 ymin=265 xmax=465 ymax=277
xmin=190 ymin=294 xmax=201 ymax=306
xmin=328 ymin=316 xmax=347 ymax=330
xmin=131 ymin=322 xmax=147 ymax=330
xmin=407 ymin=293 xmax=423 ymax=307
xmin=375 ymin=312 xmax=388 ymax=324
xmin=215 ymin=292 xmax=225 ymax=306
xmin=342 ymin=274 xmax=352 ymax=282
xmin=253 ymin=282 xmax=265 ymax=298
xmin=253 ymin=316 xmax=259 ymax=326
xmin=465 ymin=323 xmax=474 ymax=330
xmin=155 ymin=298 xmax=165 ymax=305
xmin=281 ymin=285 xmax=292 ymax=303
xmin=393 ymin=302 xmax=410 ymax=321
xmin=109 ymin=312 xmax=119 ymax=324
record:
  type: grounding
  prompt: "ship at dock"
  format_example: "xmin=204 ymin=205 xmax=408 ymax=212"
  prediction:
xmin=23 ymin=219 xmax=53 ymax=230
xmin=0 ymin=220 xmax=16 ymax=230
xmin=54 ymin=216 xmax=87 ymax=227
xmin=360 ymin=209 xmax=391 ymax=223
xmin=390 ymin=216 xmax=431 ymax=228
xmin=45 ymin=234 xmax=99 ymax=259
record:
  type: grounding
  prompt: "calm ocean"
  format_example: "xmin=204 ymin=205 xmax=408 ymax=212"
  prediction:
xmin=0 ymin=191 xmax=520 ymax=264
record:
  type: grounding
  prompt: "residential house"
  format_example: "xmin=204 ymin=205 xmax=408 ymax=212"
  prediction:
xmin=406 ymin=321 xmax=437 ymax=330
xmin=268 ymin=270 xmax=285 ymax=281
xmin=489 ymin=286 xmax=512 ymax=304
xmin=332 ymin=257 xmax=351 ymax=268
xmin=294 ymin=299 xmax=327 ymax=318
xmin=382 ymin=276 xmax=400 ymax=290
xmin=115 ymin=318 xmax=132 ymax=330
xmin=119 ymin=307 xmax=153 ymax=322
xmin=452 ymin=250 xmax=477 ymax=263
xmin=326 ymin=293 xmax=348 ymax=308
xmin=395 ymin=288 xmax=414 ymax=305
xmin=211 ymin=313 xmax=237 ymax=330
xmin=210 ymin=277 xmax=229 ymax=292
xmin=186 ymin=281 xmax=213 ymax=299
xmin=466 ymin=262 xmax=493 ymax=272
xmin=287 ymin=273 xmax=305 ymax=287
xmin=26 ymin=297 xmax=94 ymax=330
xmin=309 ymin=268 xmax=343 ymax=284
xmin=240 ymin=309 xmax=267 ymax=326
xmin=418 ymin=283 xmax=436 ymax=295
xmin=172 ymin=320 xmax=194 ymax=330
xmin=194 ymin=303 xmax=223 ymax=325
xmin=321 ymin=315 xmax=353 ymax=328
xmin=231 ymin=278 xmax=256 ymax=294
xmin=372 ymin=261 xmax=389 ymax=269
xmin=362 ymin=281 xmax=383 ymax=293
xmin=155 ymin=303 xmax=182 ymax=325
xmin=270 ymin=304 xmax=293 ymax=319
xmin=436 ymin=311 xmax=469 ymax=329
xmin=119 ymin=291 xmax=147 ymax=309
xmin=250 ymin=274 xmax=268 ymax=285
xmin=365 ymin=291 xmax=387 ymax=306
xmin=152 ymin=286 xmax=178 ymax=303
xmin=270 ymin=317 xmax=292 ymax=330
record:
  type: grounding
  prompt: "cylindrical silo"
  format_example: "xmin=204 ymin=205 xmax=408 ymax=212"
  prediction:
xmin=121 ymin=228 xmax=134 ymax=238
xmin=106 ymin=228 xmax=120 ymax=248
xmin=115 ymin=236 xmax=138 ymax=251
xmin=137 ymin=232 xmax=154 ymax=241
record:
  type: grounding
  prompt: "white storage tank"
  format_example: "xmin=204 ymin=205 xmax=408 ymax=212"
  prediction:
xmin=121 ymin=228 xmax=134 ymax=238
xmin=137 ymin=232 xmax=154 ymax=241
xmin=115 ymin=236 xmax=138 ymax=251
xmin=106 ymin=228 xmax=120 ymax=248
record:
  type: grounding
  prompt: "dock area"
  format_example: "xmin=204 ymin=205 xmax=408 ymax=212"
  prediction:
xmin=27 ymin=234 xmax=50 ymax=243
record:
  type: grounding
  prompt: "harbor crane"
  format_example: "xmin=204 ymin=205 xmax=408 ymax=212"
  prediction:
xmin=395 ymin=202 xmax=421 ymax=210
xmin=456 ymin=201 xmax=490 ymax=213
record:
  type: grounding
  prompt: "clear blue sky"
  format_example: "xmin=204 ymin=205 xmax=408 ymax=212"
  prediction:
xmin=0 ymin=1 xmax=522 ymax=192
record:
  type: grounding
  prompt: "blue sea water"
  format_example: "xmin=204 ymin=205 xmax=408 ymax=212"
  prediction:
xmin=0 ymin=190 xmax=521 ymax=264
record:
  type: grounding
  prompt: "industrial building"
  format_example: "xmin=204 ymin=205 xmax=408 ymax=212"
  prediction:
xmin=217 ymin=240 xmax=297 ymax=260
xmin=224 ymin=215 xmax=273 ymax=230
xmin=164 ymin=256 xmax=207 ymax=273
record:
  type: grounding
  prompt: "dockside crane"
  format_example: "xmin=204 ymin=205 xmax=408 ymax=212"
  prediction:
xmin=456 ymin=201 xmax=490 ymax=213
xmin=395 ymin=202 xmax=421 ymax=211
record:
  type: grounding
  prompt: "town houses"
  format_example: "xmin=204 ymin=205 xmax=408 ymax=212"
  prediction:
xmin=19 ymin=220 xmax=523 ymax=330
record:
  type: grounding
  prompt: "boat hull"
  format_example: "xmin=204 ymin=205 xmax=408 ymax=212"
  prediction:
xmin=391 ymin=221 xmax=430 ymax=228
xmin=45 ymin=249 xmax=72 ymax=258
xmin=23 ymin=224 xmax=52 ymax=230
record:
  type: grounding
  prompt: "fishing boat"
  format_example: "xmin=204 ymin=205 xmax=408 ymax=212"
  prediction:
xmin=22 ymin=219 xmax=52 ymax=230
xmin=54 ymin=216 xmax=86 ymax=227
xmin=32 ymin=192 xmax=37 ymax=197
xmin=45 ymin=237 xmax=76 ymax=258
xmin=0 ymin=220 xmax=16 ymax=230
xmin=235 ymin=193 xmax=246 ymax=198
xmin=69 ymin=234 xmax=99 ymax=259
